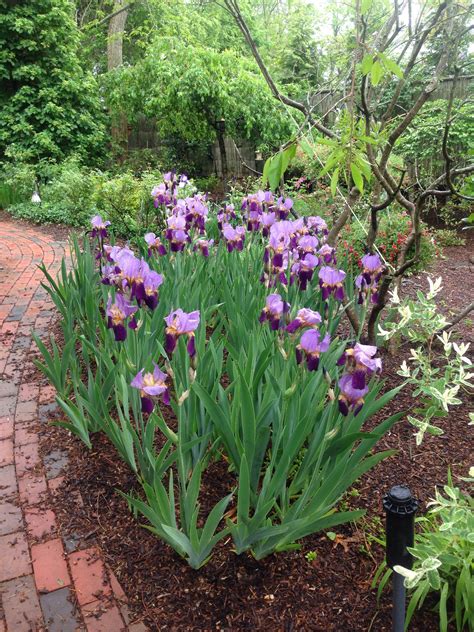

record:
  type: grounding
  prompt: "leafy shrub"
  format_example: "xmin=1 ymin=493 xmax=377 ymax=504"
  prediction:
xmin=433 ymin=229 xmax=466 ymax=247
xmin=394 ymin=476 xmax=474 ymax=632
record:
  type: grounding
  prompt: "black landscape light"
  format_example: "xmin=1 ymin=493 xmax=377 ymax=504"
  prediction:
xmin=383 ymin=485 xmax=419 ymax=632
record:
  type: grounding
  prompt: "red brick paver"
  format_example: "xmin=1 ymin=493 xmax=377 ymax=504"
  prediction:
xmin=0 ymin=217 xmax=142 ymax=631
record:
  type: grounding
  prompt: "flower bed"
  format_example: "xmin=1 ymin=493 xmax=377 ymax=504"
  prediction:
xmin=36 ymin=174 xmax=402 ymax=569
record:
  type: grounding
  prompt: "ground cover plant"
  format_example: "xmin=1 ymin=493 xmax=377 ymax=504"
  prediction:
xmin=35 ymin=174 xmax=405 ymax=569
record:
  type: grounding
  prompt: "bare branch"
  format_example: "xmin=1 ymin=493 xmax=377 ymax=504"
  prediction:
xmin=83 ymin=2 xmax=134 ymax=29
xmin=327 ymin=187 xmax=360 ymax=246
xmin=441 ymin=302 xmax=474 ymax=331
xmin=223 ymin=0 xmax=336 ymax=139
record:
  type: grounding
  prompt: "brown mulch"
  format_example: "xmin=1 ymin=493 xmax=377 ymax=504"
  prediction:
xmin=36 ymin=232 xmax=473 ymax=631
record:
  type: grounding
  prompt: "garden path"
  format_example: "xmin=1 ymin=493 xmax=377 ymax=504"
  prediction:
xmin=0 ymin=217 xmax=146 ymax=632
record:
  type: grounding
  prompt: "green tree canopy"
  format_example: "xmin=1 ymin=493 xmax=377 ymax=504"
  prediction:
xmin=0 ymin=0 xmax=107 ymax=164
xmin=105 ymin=36 xmax=292 ymax=150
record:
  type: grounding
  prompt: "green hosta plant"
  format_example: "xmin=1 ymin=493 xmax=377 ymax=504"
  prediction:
xmin=394 ymin=476 xmax=474 ymax=632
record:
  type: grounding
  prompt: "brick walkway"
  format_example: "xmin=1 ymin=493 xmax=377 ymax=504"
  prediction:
xmin=0 ymin=218 xmax=146 ymax=632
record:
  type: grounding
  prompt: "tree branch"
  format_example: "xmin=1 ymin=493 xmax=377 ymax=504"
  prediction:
xmin=223 ymin=0 xmax=336 ymax=139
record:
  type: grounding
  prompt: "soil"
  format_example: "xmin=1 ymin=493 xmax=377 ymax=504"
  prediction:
xmin=35 ymin=230 xmax=473 ymax=631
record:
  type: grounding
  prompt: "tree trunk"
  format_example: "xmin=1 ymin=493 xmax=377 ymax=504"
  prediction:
xmin=107 ymin=0 xmax=129 ymax=160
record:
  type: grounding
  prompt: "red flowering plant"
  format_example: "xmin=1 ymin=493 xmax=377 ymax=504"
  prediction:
xmin=337 ymin=209 xmax=439 ymax=275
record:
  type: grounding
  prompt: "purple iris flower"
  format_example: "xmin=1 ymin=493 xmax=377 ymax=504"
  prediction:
xmin=144 ymin=233 xmax=167 ymax=257
xmin=217 ymin=204 xmax=236 ymax=229
xmin=178 ymin=174 xmax=189 ymax=188
xmin=296 ymin=329 xmax=331 ymax=371
xmin=297 ymin=235 xmax=319 ymax=256
xmin=170 ymin=229 xmax=189 ymax=252
xmin=338 ymin=372 xmax=369 ymax=416
xmin=119 ymin=255 xmax=150 ymax=301
xmin=286 ymin=308 xmax=322 ymax=333
xmin=318 ymin=244 xmax=337 ymax=265
xmin=152 ymin=183 xmax=173 ymax=207
xmin=306 ymin=216 xmax=328 ymax=235
xmin=164 ymin=309 xmax=200 ymax=357
xmin=222 ymin=225 xmax=245 ymax=252
xmin=165 ymin=214 xmax=186 ymax=239
xmin=276 ymin=196 xmax=293 ymax=220
xmin=90 ymin=215 xmax=111 ymax=239
xmin=185 ymin=196 xmax=208 ymax=232
xmin=261 ymin=212 xmax=276 ymax=237
xmin=292 ymin=254 xmax=319 ymax=290
xmin=338 ymin=343 xmax=382 ymax=377
xmin=356 ymin=253 xmax=384 ymax=304
xmin=195 ymin=239 xmax=213 ymax=257
xmin=247 ymin=209 xmax=262 ymax=232
xmin=104 ymin=244 xmax=131 ymax=264
xmin=269 ymin=221 xmax=293 ymax=266
xmin=242 ymin=190 xmax=265 ymax=213
xmin=259 ymin=293 xmax=290 ymax=330
xmin=106 ymin=294 xmax=138 ymax=341
xmin=143 ymin=270 xmax=164 ymax=310
xmin=318 ymin=266 xmax=346 ymax=301
xmin=131 ymin=364 xmax=170 ymax=413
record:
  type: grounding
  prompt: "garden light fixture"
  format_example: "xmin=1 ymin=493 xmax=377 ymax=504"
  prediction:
xmin=383 ymin=485 xmax=419 ymax=632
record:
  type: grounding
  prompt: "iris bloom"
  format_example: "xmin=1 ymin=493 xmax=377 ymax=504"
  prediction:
xmin=338 ymin=372 xmax=369 ymax=416
xmin=164 ymin=309 xmax=200 ymax=357
xmin=318 ymin=244 xmax=337 ymax=265
xmin=268 ymin=221 xmax=293 ymax=266
xmin=185 ymin=197 xmax=208 ymax=232
xmin=297 ymin=235 xmax=319 ymax=256
xmin=356 ymin=254 xmax=384 ymax=304
xmin=306 ymin=216 xmax=328 ymax=235
xmin=119 ymin=255 xmax=150 ymax=301
xmin=286 ymin=308 xmax=322 ymax=333
xmin=338 ymin=343 xmax=382 ymax=378
xmin=217 ymin=204 xmax=236 ymax=229
xmin=90 ymin=215 xmax=111 ymax=239
xmin=142 ymin=271 xmax=164 ymax=310
xmin=292 ymin=253 xmax=319 ymax=290
xmin=194 ymin=239 xmax=213 ymax=257
xmin=259 ymin=293 xmax=290 ymax=330
xmin=131 ymin=364 xmax=170 ymax=413
xmin=318 ymin=266 xmax=346 ymax=301
xmin=106 ymin=294 xmax=138 ymax=341
xmin=222 ymin=225 xmax=245 ymax=252
xmin=144 ymin=233 xmax=167 ymax=257
xmin=247 ymin=209 xmax=262 ymax=232
xmin=296 ymin=329 xmax=331 ymax=371
xmin=151 ymin=183 xmax=174 ymax=207
xmin=261 ymin=212 xmax=276 ymax=237
xmin=276 ymin=196 xmax=293 ymax=220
